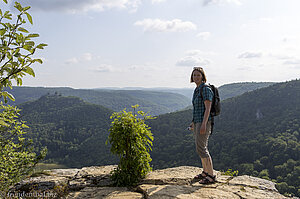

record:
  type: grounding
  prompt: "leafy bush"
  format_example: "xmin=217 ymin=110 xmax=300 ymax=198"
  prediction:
xmin=107 ymin=105 xmax=155 ymax=186
xmin=0 ymin=0 xmax=47 ymax=196
xmin=0 ymin=103 xmax=47 ymax=195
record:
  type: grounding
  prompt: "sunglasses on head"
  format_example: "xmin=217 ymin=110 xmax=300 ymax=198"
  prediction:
xmin=193 ymin=67 xmax=203 ymax=70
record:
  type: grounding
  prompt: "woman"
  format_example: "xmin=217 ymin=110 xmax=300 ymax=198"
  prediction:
xmin=190 ymin=66 xmax=216 ymax=184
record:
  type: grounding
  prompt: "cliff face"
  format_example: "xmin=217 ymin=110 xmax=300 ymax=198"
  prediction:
xmin=12 ymin=165 xmax=286 ymax=199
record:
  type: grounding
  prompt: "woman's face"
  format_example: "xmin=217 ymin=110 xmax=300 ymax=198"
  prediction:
xmin=193 ymin=70 xmax=203 ymax=85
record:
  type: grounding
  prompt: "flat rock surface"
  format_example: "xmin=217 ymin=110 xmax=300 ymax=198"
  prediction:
xmin=67 ymin=187 xmax=143 ymax=199
xmin=14 ymin=165 xmax=287 ymax=199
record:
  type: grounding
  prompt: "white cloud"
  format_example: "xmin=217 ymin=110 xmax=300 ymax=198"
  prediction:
xmin=259 ymin=17 xmax=273 ymax=22
xmin=65 ymin=57 xmax=79 ymax=65
xmin=196 ymin=32 xmax=211 ymax=40
xmin=176 ymin=49 xmax=212 ymax=66
xmin=282 ymin=59 xmax=300 ymax=66
xmin=94 ymin=64 xmax=159 ymax=73
xmin=281 ymin=35 xmax=298 ymax=43
xmin=17 ymin=0 xmax=142 ymax=13
xmin=176 ymin=56 xmax=210 ymax=66
xmin=65 ymin=52 xmax=94 ymax=64
xmin=185 ymin=49 xmax=216 ymax=56
xmin=151 ymin=0 xmax=166 ymax=4
xmin=82 ymin=53 xmax=93 ymax=61
xmin=238 ymin=52 xmax=263 ymax=59
xmin=128 ymin=64 xmax=161 ymax=71
xmin=94 ymin=64 xmax=114 ymax=72
xmin=268 ymin=53 xmax=293 ymax=60
xmin=134 ymin=19 xmax=197 ymax=32
xmin=203 ymin=0 xmax=242 ymax=6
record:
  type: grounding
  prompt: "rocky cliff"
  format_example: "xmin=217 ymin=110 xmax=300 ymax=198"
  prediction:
xmin=11 ymin=165 xmax=287 ymax=199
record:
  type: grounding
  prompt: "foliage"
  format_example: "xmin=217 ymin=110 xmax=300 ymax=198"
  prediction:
xmin=0 ymin=103 xmax=46 ymax=195
xmin=0 ymin=1 xmax=47 ymax=102
xmin=0 ymin=0 xmax=47 ymax=196
xmin=222 ymin=169 xmax=239 ymax=176
xmin=107 ymin=105 xmax=155 ymax=186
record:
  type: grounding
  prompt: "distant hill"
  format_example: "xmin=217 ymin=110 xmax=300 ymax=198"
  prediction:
xmin=4 ymin=87 xmax=190 ymax=116
xmin=96 ymin=87 xmax=196 ymax=100
xmin=218 ymin=82 xmax=275 ymax=100
xmin=95 ymin=82 xmax=275 ymax=100
xmin=19 ymin=94 xmax=117 ymax=168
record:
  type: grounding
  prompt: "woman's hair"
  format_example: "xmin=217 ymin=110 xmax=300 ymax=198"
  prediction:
xmin=190 ymin=67 xmax=207 ymax=83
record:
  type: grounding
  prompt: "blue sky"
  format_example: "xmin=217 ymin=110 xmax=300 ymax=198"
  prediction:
xmin=4 ymin=0 xmax=300 ymax=88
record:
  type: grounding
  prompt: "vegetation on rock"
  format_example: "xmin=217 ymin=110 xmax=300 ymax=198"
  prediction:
xmin=107 ymin=105 xmax=155 ymax=186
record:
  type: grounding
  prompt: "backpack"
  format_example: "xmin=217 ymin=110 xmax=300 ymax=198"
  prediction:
xmin=200 ymin=84 xmax=221 ymax=117
xmin=200 ymin=83 xmax=221 ymax=133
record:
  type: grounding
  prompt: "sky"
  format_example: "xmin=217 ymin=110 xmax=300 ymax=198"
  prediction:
xmin=3 ymin=0 xmax=300 ymax=88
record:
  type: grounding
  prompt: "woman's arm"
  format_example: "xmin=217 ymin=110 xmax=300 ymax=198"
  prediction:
xmin=200 ymin=100 xmax=212 ymax=134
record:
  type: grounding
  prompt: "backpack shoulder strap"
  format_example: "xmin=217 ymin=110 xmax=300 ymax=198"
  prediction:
xmin=200 ymin=83 xmax=209 ymax=99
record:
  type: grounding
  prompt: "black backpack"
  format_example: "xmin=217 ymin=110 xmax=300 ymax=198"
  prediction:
xmin=200 ymin=83 xmax=221 ymax=133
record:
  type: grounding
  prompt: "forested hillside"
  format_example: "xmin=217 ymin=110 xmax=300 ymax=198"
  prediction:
xmin=19 ymin=94 xmax=117 ymax=168
xmin=5 ymin=87 xmax=190 ymax=116
xmin=148 ymin=79 xmax=300 ymax=196
xmin=218 ymin=82 xmax=275 ymax=100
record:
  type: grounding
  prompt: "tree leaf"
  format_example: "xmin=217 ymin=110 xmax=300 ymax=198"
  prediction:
xmin=18 ymin=27 xmax=29 ymax=33
xmin=23 ymin=45 xmax=32 ymax=51
xmin=0 ymin=119 xmax=9 ymax=127
xmin=25 ymin=41 xmax=35 ymax=47
xmin=36 ymin=43 xmax=48 ymax=49
xmin=2 ymin=91 xmax=15 ymax=102
xmin=0 ymin=29 xmax=6 ymax=36
xmin=14 ymin=2 xmax=23 ymax=12
xmin=7 ymin=92 xmax=15 ymax=101
xmin=16 ymin=77 xmax=23 ymax=85
xmin=23 ymin=6 xmax=31 ymax=12
xmin=34 ymin=59 xmax=43 ymax=64
xmin=24 ymin=67 xmax=35 ymax=77
xmin=25 ymin=12 xmax=33 ymax=25
xmin=27 ymin=33 xmax=39 ymax=38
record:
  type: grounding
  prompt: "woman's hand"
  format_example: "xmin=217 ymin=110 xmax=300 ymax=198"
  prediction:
xmin=200 ymin=123 xmax=206 ymax=134
xmin=190 ymin=122 xmax=194 ymax=131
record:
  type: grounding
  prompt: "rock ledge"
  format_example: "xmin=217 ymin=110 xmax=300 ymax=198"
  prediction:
xmin=13 ymin=165 xmax=287 ymax=199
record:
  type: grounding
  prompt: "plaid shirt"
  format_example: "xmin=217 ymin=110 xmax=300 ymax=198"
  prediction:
xmin=192 ymin=83 xmax=213 ymax=123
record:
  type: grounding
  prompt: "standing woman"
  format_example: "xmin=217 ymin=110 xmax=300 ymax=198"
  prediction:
xmin=190 ymin=66 xmax=216 ymax=184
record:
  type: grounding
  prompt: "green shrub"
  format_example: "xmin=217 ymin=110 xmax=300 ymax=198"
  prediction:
xmin=107 ymin=105 xmax=155 ymax=186
xmin=0 ymin=104 xmax=47 ymax=195
xmin=222 ymin=168 xmax=239 ymax=176
xmin=0 ymin=0 xmax=47 ymax=196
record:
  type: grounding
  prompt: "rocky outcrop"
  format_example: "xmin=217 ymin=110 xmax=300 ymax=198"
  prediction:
xmin=12 ymin=165 xmax=287 ymax=199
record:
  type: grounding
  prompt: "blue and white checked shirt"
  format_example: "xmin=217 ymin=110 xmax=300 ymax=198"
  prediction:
xmin=192 ymin=83 xmax=214 ymax=124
